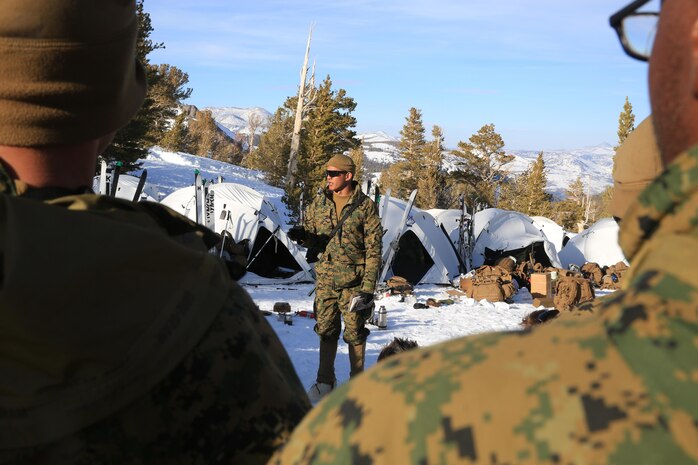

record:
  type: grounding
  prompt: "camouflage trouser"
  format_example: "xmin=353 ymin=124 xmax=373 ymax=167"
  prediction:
xmin=0 ymin=288 xmax=311 ymax=465
xmin=314 ymin=274 xmax=370 ymax=345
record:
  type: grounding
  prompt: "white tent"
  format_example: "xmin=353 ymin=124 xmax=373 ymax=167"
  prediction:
xmin=472 ymin=209 xmax=562 ymax=269
xmin=161 ymin=183 xmax=314 ymax=284
xmin=472 ymin=207 xmax=508 ymax=240
xmin=530 ymin=216 xmax=568 ymax=253
xmin=559 ymin=218 xmax=627 ymax=268
xmin=92 ymin=174 xmax=159 ymax=202
xmin=381 ymin=198 xmax=460 ymax=284
xmin=427 ymin=208 xmax=471 ymax=272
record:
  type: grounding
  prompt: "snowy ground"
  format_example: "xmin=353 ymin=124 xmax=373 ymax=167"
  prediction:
xmin=245 ymin=282 xmax=614 ymax=390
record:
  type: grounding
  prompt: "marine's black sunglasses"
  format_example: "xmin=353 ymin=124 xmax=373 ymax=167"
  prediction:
xmin=610 ymin=0 xmax=660 ymax=62
xmin=326 ymin=170 xmax=348 ymax=177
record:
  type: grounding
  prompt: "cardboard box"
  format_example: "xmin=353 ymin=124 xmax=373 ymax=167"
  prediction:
xmin=530 ymin=273 xmax=552 ymax=298
xmin=445 ymin=289 xmax=466 ymax=297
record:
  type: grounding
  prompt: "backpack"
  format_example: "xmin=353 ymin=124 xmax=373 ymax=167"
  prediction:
xmin=387 ymin=275 xmax=414 ymax=295
xmin=512 ymin=261 xmax=532 ymax=289
xmin=472 ymin=277 xmax=506 ymax=302
xmin=472 ymin=265 xmax=516 ymax=302
xmin=494 ymin=256 xmax=516 ymax=273
xmin=601 ymin=261 xmax=629 ymax=290
xmin=580 ymin=262 xmax=604 ymax=287
xmin=554 ymin=276 xmax=595 ymax=311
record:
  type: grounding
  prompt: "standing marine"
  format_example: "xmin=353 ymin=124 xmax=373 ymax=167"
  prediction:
xmin=288 ymin=154 xmax=383 ymax=403
xmin=270 ymin=1 xmax=698 ymax=463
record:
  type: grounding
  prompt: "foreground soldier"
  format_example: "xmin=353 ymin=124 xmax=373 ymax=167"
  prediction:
xmin=269 ymin=1 xmax=698 ymax=463
xmin=0 ymin=1 xmax=310 ymax=464
xmin=288 ymin=155 xmax=382 ymax=403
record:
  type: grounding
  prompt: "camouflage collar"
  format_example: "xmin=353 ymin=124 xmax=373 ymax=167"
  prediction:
xmin=619 ymin=146 xmax=698 ymax=261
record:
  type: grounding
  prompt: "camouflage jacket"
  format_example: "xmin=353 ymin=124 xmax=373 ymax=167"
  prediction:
xmin=269 ymin=149 xmax=698 ymax=464
xmin=303 ymin=182 xmax=382 ymax=293
xmin=0 ymin=183 xmax=310 ymax=465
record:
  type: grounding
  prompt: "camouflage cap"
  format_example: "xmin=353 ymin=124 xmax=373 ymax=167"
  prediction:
xmin=0 ymin=0 xmax=147 ymax=147
xmin=610 ymin=116 xmax=663 ymax=219
xmin=327 ymin=154 xmax=356 ymax=173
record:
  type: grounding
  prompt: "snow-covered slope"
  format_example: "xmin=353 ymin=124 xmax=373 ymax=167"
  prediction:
xmin=507 ymin=144 xmax=614 ymax=198
xmin=204 ymin=106 xmax=272 ymax=136
xmin=137 ymin=147 xmax=293 ymax=226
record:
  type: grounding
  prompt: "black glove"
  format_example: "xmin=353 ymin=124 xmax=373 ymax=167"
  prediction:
xmin=358 ymin=292 xmax=374 ymax=306
xmin=287 ymin=226 xmax=307 ymax=243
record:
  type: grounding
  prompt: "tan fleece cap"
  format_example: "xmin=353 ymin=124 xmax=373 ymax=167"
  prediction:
xmin=327 ymin=154 xmax=355 ymax=173
xmin=610 ymin=116 xmax=663 ymax=219
xmin=0 ymin=0 xmax=147 ymax=146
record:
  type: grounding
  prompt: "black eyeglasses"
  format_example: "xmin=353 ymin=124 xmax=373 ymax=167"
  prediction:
xmin=326 ymin=170 xmax=347 ymax=177
xmin=610 ymin=0 xmax=660 ymax=62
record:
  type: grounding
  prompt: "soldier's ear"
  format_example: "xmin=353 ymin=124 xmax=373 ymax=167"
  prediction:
xmin=691 ymin=18 xmax=698 ymax=98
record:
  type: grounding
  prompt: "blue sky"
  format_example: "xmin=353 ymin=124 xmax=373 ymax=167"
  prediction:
xmin=147 ymin=0 xmax=653 ymax=150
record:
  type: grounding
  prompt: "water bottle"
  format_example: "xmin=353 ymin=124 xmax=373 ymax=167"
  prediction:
xmin=377 ymin=305 xmax=387 ymax=330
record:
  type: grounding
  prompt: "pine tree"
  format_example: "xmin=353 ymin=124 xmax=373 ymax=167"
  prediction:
xmin=398 ymin=108 xmax=427 ymax=198
xmin=416 ymin=126 xmax=447 ymax=209
xmin=522 ymin=152 xmax=552 ymax=216
xmin=450 ymin=123 xmax=513 ymax=208
xmin=349 ymin=143 xmax=365 ymax=183
xmin=498 ymin=153 xmax=552 ymax=216
xmin=148 ymin=64 xmax=193 ymax=141
xmin=616 ymin=96 xmax=636 ymax=150
xmin=160 ymin=112 xmax=188 ymax=152
xmin=284 ymin=75 xmax=358 ymax=221
xmin=102 ymin=0 xmax=191 ymax=172
xmin=185 ymin=110 xmax=242 ymax=164
xmin=246 ymin=106 xmax=294 ymax=187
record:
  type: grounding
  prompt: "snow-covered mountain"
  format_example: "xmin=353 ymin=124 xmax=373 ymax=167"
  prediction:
xmin=205 ymin=106 xmax=272 ymax=136
xmin=507 ymin=145 xmax=614 ymax=198
xmin=207 ymin=107 xmax=613 ymax=199
xmin=357 ymin=131 xmax=613 ymax=198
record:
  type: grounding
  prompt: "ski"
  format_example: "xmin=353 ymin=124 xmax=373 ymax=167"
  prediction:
xmin=204 ymin=185 xmax=215 ymax=230
xmin=378 ymin=189 xmax=417 ymax=283
xmin=99 ymin=160 xmax=107 ymax=195
xmin=132 ymin=169 xmax=148 ymax=202
xmin=194 ymin=170 xmax=203 ymax=224
xmin=457 ymin=194 xmax=468 ymax=273
xmin=109 ymin=161 xmax=122 ymax=197
xmin=361 ymin=178 xmax=371 ymax=196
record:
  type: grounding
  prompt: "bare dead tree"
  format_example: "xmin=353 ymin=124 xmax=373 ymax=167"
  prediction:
xmin=246 ymin=113 xmax=263 ymax=152
xmin=285 ymin=25 xmax=317 ymax=195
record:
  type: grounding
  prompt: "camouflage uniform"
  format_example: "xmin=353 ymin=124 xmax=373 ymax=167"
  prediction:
xmin=270 ymin=149 xmax=698 ymax=464
xmin=0 ymin=181 xmax=310 ymax=465
xmin=304 ymin=182 xmax=383 ymax=345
